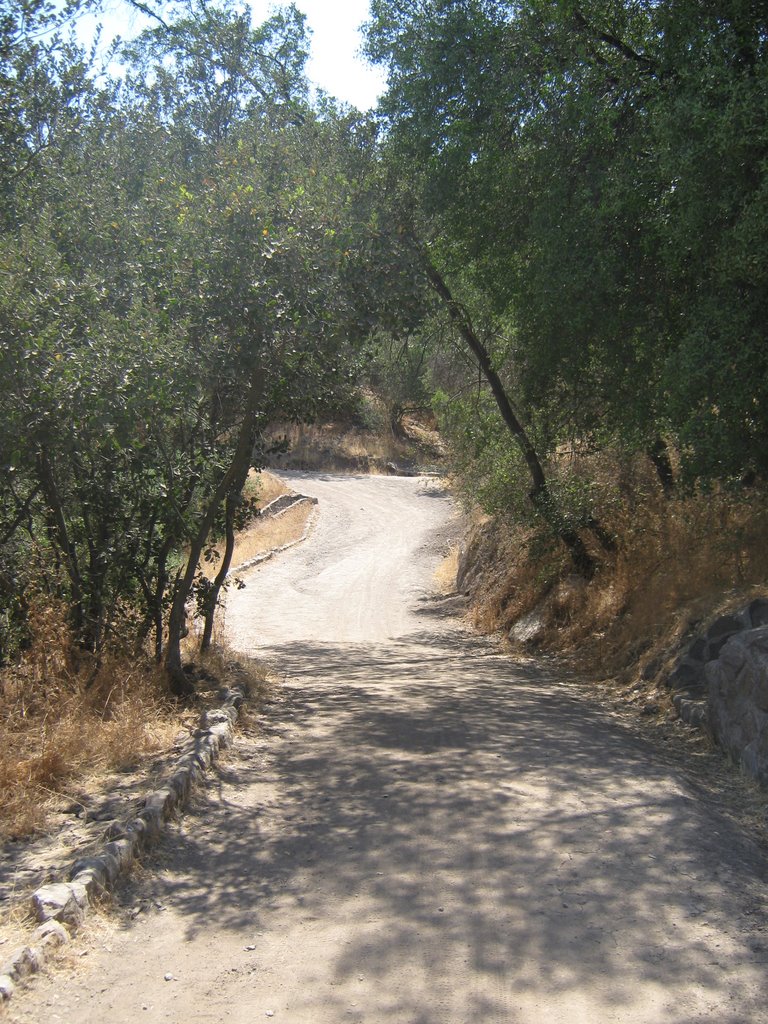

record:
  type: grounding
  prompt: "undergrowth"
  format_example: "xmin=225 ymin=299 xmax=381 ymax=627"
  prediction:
xmin=226 ymin=501 xmax=313 ymax=569
xmin=266 ymin=402 xmax=443 ymax=474
xmin=434 ymin=543 xmax=461 ymax=595
xmin=0 ymin=598 xmax=185 ymax=839
xmin=459 ymin=454 xmax=768 ymax=685
xmin=201 ymin=493 xmax=314 ymax=585
xmin=0 ymin=599 xmax=273 ymax=840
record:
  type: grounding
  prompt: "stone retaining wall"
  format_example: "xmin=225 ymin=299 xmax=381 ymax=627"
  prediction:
xmin=664 ymin=599 xmax=768 ymax=786
xmin=706 ymin=629 xmax=768 ymax=786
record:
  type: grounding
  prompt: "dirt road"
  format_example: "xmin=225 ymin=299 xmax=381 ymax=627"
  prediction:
xmin=9 ymin=473 xmax=768 ymax=1023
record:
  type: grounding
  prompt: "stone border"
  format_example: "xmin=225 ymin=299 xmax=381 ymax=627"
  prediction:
xmin=259 ymin=493 xmax=312 ymax=517
xmin=231 ymin=495 xmax=318 ymax=574
xmin=0 ymin=684 xmax=247 ymax=1004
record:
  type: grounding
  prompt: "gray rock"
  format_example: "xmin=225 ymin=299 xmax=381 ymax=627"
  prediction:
xmin=508 ymin=611 xmax=546 ymax=647
xmin=706 ymin=610 xmax=752 ymax=641
xmin=688 ymin=637 xmax=709 ymax=662
xmin=167 ymin=770 xmax=191 ymax=803
xmin=34 ymin=921 xmax=69 ymax=949
xmin=748 ymin=598 xmax=768 ymax=628
xmin=31 ymin=881 xmax=88 ymax=927
xmin=222 ymin=685 xmax=247 ymax=708
xmin=203 ymin=706 xmax=238 ymax=729
xmin=667 ymin=657 xmax=705 ymax=693
xmin=1 ymin=946 xmax=42 ymax=982
xmin=102 ymin=837 xmax=136 ymax=872
xmin=705 ymin=633 xmax=738 ymax=662
xmin=69 ymin=856 xmax=115 ymax=892
xmin=706 ymin=627 xmax=768 ymax=785
xmin=138 ymin=804 xmax=164 ymax=837
xmin=144 ymin=788 xmax=175 ymax=819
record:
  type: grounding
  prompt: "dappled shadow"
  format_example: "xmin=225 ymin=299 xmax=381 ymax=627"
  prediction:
xmin=111 ymin=626 xmax=768 ymax=1021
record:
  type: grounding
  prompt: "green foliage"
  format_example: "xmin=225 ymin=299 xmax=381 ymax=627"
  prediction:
xmin=366 ymin=0 xmax=768 ymax=484
xmin=122 ymin=0 xmax=310 ymax=142
xmin=0 ymin=0 xmax=410 ymax=676
xmin=433 ymin=386 xmax=532 ymax=518
xmin=12 ymin=0 xmax=765 ymax=664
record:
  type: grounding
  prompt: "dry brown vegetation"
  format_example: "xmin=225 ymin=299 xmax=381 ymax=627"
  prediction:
xmin=0 ymin=434 xmax=429 ymax=844
xmin=0 ymin=598 xmax=184 ymax=840
xmin=434 ymin=544 xmax=461 ymax=596
xmin=0 ymin=469 xmax=291 ymax=843
xmin=229 ymin=500 xmax=314 ymax=567
xmin=0 ymin=614 xmax=275 ymax=844
xmin=201 ymin=491 xmax=315 ymax=585
xmin=249 ymin=468 xmax=291 ymax=508
xmin=458 ymin=455 xmax=768 ymax=695
xmin=266 ymin=414 xmax=443 ymax=474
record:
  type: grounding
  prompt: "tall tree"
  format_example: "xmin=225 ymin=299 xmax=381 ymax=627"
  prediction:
xmin=365 ymin=0 xmax=768 ymax=489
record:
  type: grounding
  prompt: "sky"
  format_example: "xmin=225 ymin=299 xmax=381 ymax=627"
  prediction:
xmin=77 ymin=0 xmax=388 ymax=110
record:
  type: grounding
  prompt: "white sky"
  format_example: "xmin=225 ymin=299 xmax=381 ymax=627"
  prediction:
xmin=77 ymin=0 xmax=387 ymax=110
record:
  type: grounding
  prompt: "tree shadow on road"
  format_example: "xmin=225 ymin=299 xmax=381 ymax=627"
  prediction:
xmin=127 ymin=631 xmax=768 ymax=1022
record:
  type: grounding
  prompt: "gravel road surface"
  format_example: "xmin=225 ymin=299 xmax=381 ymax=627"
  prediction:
xmin=8 ymin=472 xmax=768 ymax=1024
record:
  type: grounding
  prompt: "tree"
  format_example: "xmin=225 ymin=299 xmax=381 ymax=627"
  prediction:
xmin=121 ymin=6 xmax=399 ymax=691
xmin=365 ymin=0 xmax=768 ymax=498
xmin=0 ymin=90 xmax=206 ymax=660
xmin=122 ymin=0 xmax=310 ymax=143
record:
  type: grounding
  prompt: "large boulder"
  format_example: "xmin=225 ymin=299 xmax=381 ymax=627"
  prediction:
xmin=706 ymin=627 xmax=768 ymax=785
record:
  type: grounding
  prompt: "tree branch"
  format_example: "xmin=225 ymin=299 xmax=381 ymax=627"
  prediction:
xmin=573 ymin=8 xmax=658 ymax=73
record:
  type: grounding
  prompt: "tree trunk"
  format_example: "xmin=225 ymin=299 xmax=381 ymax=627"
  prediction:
xmin=423 ymin=258 xmax=598 ymax=577
xmin=164 ymin=365 xmax=265 ymax=697
xmin=136 ymin=546 xmax=171 ymax=662
xmin=200 ymin=485 xmax=242 ymax=652
xmin=35 ymin=449 xmax=87 ymax=635
xmin=648 ymin=437 xmax=675 ymax=496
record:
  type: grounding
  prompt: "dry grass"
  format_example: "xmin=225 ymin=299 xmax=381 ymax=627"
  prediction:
xmin=231 ymin=501 xmax=314 ymax=568
xmin=200 ymin=468 xmax=303 ymax=580
xmin=201 ymin=498 xmax=315 ymax=582
xmin=248 ymin=468 xmax=291 ymax=508
xmin=266 ymin=414 xmax=442 ymax=474
xmin=269 ymin=421 xmax=403 ymax=471
xmin=0 ymin=623 xmax=274 ymax=954
xmin=434 ymin=544 xmax=461 ymax=595
xmin=193 ymin=643 xmax=277 ymax=713
xmin=0 ymin=600 xmax=275 ymax=845
xmin=0 ymin=474 xmax=292 ymax=844
xmin=463 ymin=455 xmax=768 ymax=687
xmin=580 ymin=484 xmax=768 ymax=681
xmin=0 ymin=605 xmax=183 ymax=840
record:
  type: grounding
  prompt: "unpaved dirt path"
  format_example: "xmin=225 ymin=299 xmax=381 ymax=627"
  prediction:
xmin=9 ymin=473 xmax=768 ymax=1023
